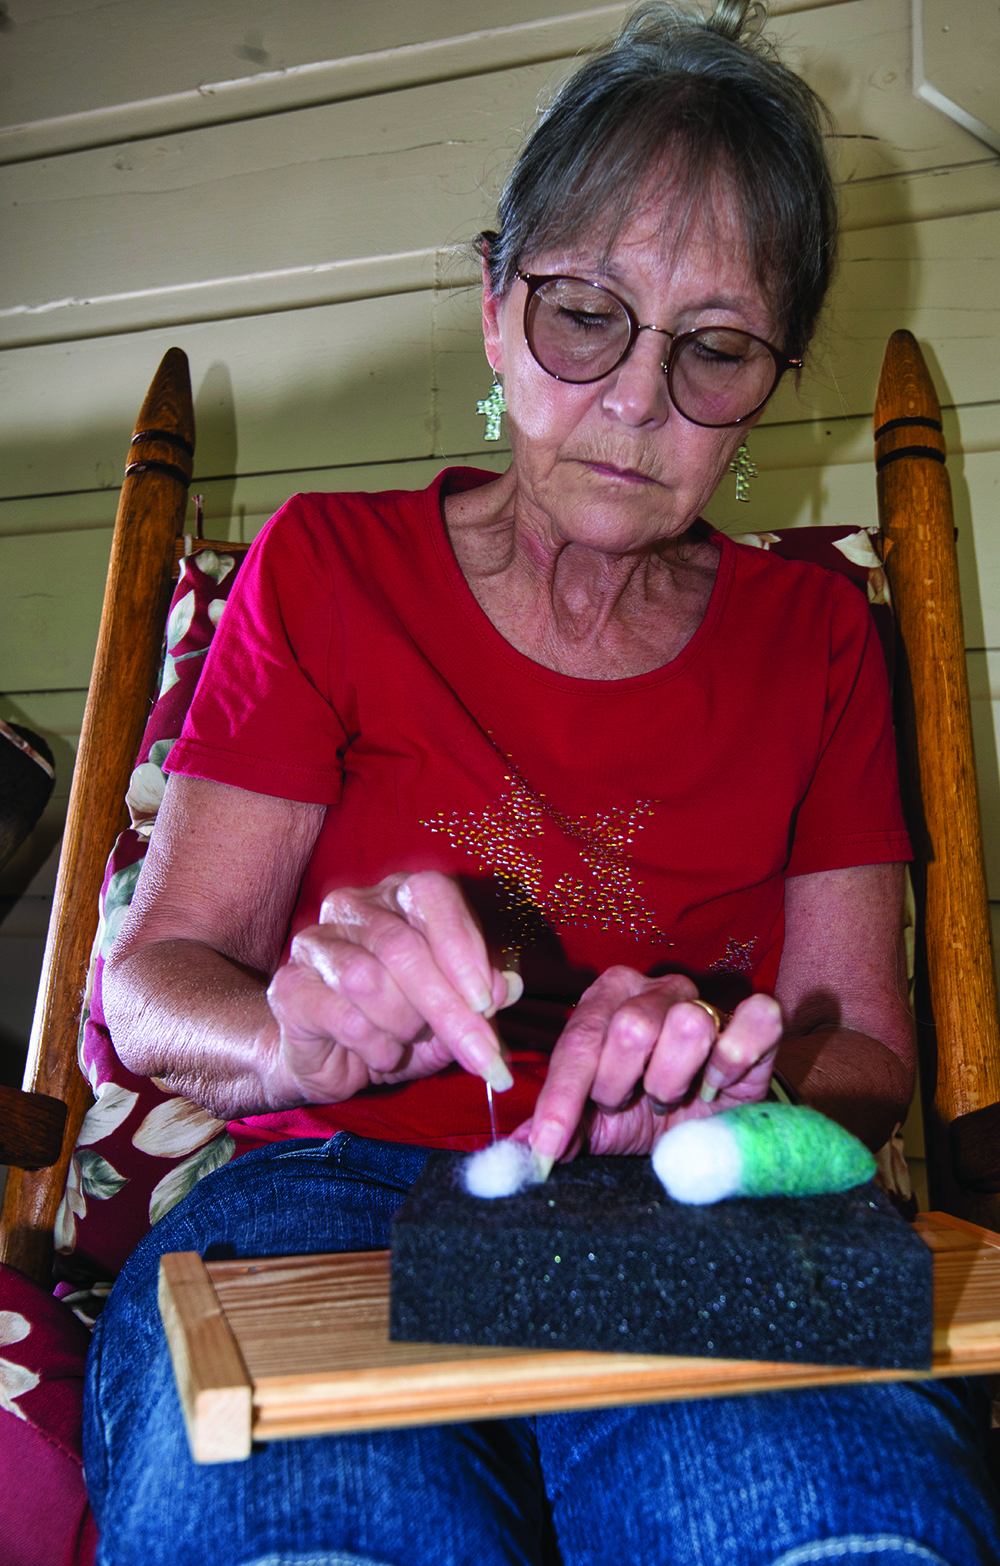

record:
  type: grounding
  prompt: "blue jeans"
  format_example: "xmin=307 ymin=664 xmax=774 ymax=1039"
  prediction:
xmin=84 ymin=1135 xmax=1000 ymax=1566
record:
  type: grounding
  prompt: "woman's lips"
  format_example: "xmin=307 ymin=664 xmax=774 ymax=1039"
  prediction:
xmin=580 ymin=460 xmax=657 ymax=483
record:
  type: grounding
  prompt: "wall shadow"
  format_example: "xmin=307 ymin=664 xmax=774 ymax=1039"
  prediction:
xmin=193 ymin=361 xmax=239 ymax=541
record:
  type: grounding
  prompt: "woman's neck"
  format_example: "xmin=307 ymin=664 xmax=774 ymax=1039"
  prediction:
xmin=443 ymin=468 xmax=720 ymax=680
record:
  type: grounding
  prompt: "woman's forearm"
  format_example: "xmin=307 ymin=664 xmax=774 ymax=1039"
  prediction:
xmin=103 ymin=938 xmax=298 ymax=1120
xmin=776 ymin=1026 xmax=913 ymax=1151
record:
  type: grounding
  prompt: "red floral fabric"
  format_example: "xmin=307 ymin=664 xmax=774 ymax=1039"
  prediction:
xmin=56 ymin=549 xmax=244 ymax=1307
xmin=0 ymin=1262 xmax=98 ymax=1565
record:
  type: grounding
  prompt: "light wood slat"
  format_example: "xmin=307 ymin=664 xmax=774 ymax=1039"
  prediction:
xmin=0 ymin=530 xmax=112 ymax=691
xmin=840 ymin=157 xmax=1000 ymax=235
xmin=159 ymin=1251 xmax=253 ymax=1463
xmin=159 ymin=1211 xmax=1000 ymax=1461
xmin=0 ymin=60 xmax=552 ymax=336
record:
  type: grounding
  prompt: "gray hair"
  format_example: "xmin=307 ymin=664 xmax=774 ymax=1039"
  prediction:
xmin=480 ymin=2 xmax=837 ymax=357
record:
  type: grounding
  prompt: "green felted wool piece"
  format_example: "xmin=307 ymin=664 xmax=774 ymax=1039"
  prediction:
xmin=725 ymin=1102 xmax=876 ymax=1198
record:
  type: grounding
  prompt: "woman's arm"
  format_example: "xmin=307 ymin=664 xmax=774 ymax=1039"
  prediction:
xmin=104 ymin=774 xmax=323 ymax=1116
xmin=774 ymin=861 xmax=914 ymax=1150
xmin=103 ymin=773 xmax=511 ymax=1118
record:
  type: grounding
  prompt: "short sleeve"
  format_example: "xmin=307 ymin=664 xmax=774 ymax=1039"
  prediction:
xmin=167 ymin=496 xmax=349 ymax=804
xmin=786 ymin=578 xmax=910 ymax=876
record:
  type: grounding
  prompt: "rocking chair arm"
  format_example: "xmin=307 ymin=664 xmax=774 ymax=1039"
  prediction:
xmin=0 ymin=1081 xmax=68 ymax=1170
xmin=951 ymin=1101 xmax=1000 ymax=1193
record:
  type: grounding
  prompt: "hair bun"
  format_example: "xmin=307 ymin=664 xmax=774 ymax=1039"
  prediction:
xmin=619 ymin=3 xmax=769 ymax=52
xmin=709 ymin=0 xmax=768 ymax=43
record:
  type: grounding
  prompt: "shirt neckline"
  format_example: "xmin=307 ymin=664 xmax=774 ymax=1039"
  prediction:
xmin=423 ymin=465 xmax=736 ymax=694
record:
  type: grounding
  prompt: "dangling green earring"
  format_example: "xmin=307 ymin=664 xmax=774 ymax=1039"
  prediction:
xmin=730 ymin=441 xmax=757 ymax=503
xmin=476 ymin=371 xmax=506 ymax=441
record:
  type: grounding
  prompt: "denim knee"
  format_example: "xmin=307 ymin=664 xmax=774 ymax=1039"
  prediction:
xmin=239 ymin=1555 xmax=395 ymax=1566
xmin=771 ymin=1538 xmax=950 ymax=1565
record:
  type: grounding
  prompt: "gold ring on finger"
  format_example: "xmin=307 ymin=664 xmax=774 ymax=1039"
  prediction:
xmin=689 ymin=999 xmax=724 ymax=1031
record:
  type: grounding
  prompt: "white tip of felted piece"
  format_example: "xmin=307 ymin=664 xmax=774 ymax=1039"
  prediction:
xmin=463 ymin=1140 xmax=541 ymax=1199
xmin=651 ymin=1117 xmax=742 ymax=1204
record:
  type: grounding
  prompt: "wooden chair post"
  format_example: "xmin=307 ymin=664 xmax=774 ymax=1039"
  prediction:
xmin=875 ymin=329 xmax=1000 ymax=1227
xmin=0 ymin=349 xmax=195 ymax=1286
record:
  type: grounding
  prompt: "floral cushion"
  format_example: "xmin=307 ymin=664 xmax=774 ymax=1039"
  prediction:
xmin=53 ymin=548 xmax=245 ymax=1316
xmin=0 ymin=1262 xmax=98 ymax=1565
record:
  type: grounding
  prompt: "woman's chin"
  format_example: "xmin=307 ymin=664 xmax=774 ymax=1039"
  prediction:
xmin=539 ymin=472 xmax=693 ymax=552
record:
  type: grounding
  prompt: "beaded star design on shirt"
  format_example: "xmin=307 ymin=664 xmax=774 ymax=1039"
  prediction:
xmin=707 ymin=937 xmax=757 ymax=975
xmin=421 ymin=771 xmax=666 ymax=948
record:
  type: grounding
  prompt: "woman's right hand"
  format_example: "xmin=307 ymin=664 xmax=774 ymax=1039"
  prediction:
xmin=265 ymin=870 xmax=517 ymax=1105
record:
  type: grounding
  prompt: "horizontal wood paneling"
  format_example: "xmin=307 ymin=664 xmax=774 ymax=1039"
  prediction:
xmin=0 ymin=1 xmax=852 ymax=165
xmin=0 ymin=1 xmax=628 ymax=152
xmin=0 ymin=292 xmax=442 ymax=499
xmin=3 ymin=251 xmax=999 ymax=504
xmin=3 ymin=0 xmax=998 ymax=352
xmin=0 ymin=530 xmax=111 ymax=691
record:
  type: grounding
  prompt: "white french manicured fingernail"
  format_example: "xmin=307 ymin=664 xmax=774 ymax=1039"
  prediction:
xmin=486 ymin=1057 xmax=514 ymax=1093
xmin=699 ymin=1080 xmax=720 ymax=1104
xmin=531 ymin=1152 xmax=555 ymax=1182
xmin=501 ymin=970 xmax=524 ymax=1008
xmin=466 ymin=980 xmax=495 ymax=1015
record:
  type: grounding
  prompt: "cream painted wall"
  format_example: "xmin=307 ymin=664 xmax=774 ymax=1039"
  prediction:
xmin=1 ymin=1 xmax=999 ymax=1120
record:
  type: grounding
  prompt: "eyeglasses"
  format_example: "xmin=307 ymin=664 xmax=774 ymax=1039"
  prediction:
xmin=517 ymin=271 xmax=800 ymax=429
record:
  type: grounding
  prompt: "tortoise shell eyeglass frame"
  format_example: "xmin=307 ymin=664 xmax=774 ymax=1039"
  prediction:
xmin=515 ymin=270 xmax=802 ymax=429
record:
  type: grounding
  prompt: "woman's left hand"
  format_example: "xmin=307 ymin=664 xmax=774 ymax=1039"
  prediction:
xmin=523 ymin=967 xmax=783 ymax=1167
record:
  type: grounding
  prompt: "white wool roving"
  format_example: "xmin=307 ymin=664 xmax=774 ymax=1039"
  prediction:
xmin=651 ymin=1116 xmax=743 ymax=1205
xmin=463 ymin=1139 xmax=541 ymax=1199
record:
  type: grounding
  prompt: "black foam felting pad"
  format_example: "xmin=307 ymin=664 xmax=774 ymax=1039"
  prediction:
xmin=390 ymin=1153 xmax=932 ymax=1370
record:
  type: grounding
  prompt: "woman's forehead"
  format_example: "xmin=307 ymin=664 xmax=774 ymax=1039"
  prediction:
xmin=527 ymin=163 xmax=751 ymax=270
xmin=525 ymin=194 xmax=762 ymax=302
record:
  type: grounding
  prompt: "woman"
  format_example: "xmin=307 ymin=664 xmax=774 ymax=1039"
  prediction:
xmin=87 ymin=4 xmax=999 ymax=1563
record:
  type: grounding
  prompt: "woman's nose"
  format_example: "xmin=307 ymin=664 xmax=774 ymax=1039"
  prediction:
xmin=601 ymin=328 xmax=672 ymax=427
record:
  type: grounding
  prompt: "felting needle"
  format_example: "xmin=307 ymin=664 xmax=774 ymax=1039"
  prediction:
xmin=482 ymin=960 xmax=522 ymax=1147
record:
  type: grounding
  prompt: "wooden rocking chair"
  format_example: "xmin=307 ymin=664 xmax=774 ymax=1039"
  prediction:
xmin=2 ymin=334 xmax=1000 ymax=1456
xmin=0 ymin=349 xmax=249 ymax=1285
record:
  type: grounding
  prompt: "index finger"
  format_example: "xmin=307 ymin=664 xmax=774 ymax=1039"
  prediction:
xmin=527 ymin=967 xmax=654 ymax=1172
xmin=320 ymin=874 xmax=511 ymax=1088
xmin=393 ymin=872 xmax=502 ymax=1017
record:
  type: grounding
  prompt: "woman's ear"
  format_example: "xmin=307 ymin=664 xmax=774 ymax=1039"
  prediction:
xmin=481 ymin=255 xmax=504 ymax=376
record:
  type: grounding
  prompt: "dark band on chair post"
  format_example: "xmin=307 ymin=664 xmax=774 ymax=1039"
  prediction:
xmin=874 ymin=410 xmax=946 ymax=473
xmin=875 ymin=445 xmax=946 ymax=472
xmin=130 ymin=428 xmax=195 ymax=457
xmin=126 ymin=426 xmax=194 ymax=488
xmin=124 ymin=459 xmax=192 ymax=486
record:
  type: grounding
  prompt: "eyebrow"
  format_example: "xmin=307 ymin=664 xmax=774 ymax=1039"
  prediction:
xmin=553 ymin=262 xmax=758 ymax=318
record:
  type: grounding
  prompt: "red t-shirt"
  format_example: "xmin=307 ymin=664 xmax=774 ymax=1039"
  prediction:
xmin=167 ymin=468 xmax=910 ymax=1151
